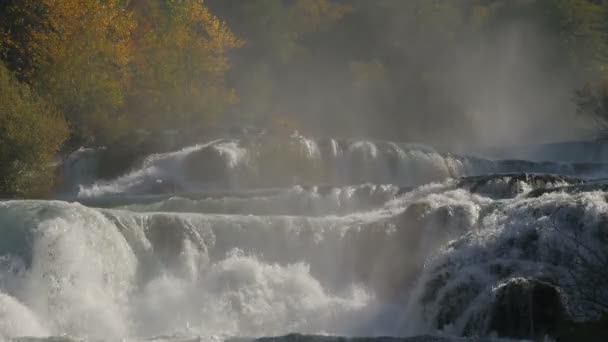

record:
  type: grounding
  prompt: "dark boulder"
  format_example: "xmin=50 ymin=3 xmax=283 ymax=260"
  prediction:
xmin=183 ymin=146 xmax=231 ymax=186
xmin=488 ymin=278 xmax=569 ymax=339
xmin=96 ymin=137 xmax=161 ymax=180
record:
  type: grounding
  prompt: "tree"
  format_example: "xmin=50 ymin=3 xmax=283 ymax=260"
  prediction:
xmin=25 ymin=0 xmax=135 ymax=145
xmin=552 ymin=0 xmax=608 ymax=135
xmin=125 ymin=0 xmax=242 ymax=137
xmin=0 ymin=0 xmax=48 ymax=81
xmin=0 ymin=62 xmax=68 ymax=197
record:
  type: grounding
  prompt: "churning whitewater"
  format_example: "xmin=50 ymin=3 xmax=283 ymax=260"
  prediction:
xmin=2 ymin=135 xmax=608 ymax=341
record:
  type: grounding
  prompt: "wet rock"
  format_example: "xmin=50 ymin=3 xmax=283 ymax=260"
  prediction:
xmin=556 ymin=314 xmax=608 ymax=342
xmin=488 ymin=278 xmax=569 ymax=339
xmin=96 ymin=138 xmax=161 ymax=180
xmin=458 ymin=173 xmax=583 ymax=199
xmin=527 ymin=181 xmax=608 ymax=198
xmin=183 ymin=146 xmax=230 ymax=185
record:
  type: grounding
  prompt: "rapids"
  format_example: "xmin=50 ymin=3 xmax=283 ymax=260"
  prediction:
xmin=2 ymin=136 xmax=608 ymax=341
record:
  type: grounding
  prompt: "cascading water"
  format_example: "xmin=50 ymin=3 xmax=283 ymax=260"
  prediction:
xmin=3 ymin=135 xmax=608 ymax=341
xmin=68 ymin=135 xmax=608 ymax=198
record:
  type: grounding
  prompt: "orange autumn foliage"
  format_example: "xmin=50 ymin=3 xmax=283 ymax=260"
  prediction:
xmin=125 ymin=0 xmax=243 ymax=135
xmin=28 ymin=0 xmax=135 ymax=144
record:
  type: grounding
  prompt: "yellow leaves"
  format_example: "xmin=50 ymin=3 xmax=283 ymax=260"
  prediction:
xmin=125 ymin=0 xmax=242 ymax=134
xmin=0 ymin=62 xmax=68 ymax=197
xmin=4 ymin=0 xmax=242 ymax=143
xmin=33 ymin=0 xmax=134 ymax=67
xmin=165 ymin=0 xmax=242 ymax=54
xmin=26 ymin=0 xmax=136 ymax=143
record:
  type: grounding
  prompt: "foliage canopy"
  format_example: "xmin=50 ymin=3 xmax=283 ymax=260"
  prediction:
xmin=0 ymin=62 xmax=68 ymax=197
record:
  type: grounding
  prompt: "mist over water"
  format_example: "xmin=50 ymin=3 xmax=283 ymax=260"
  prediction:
xmin=205 ymin=0 xmax=598 ymax=148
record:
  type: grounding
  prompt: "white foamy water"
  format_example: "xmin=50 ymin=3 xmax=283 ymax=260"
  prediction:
xmin=116 ymin=184 xmax=401 ymax=216
xmin=0 ymin=198 xmax=399 ymax=340
xmin=77 ymin=140 xmax=241 ymax=198
xmin=71 ymin=136 xmax=608 ymax=199
xmin=8 ymin=136 xmax=608 ymax=341
xmin=2 ymin=174 xmax=607 ymax=340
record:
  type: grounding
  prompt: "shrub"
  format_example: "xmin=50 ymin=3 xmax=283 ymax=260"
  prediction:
xmin=0 ymin=62 xmax=68 ymax=197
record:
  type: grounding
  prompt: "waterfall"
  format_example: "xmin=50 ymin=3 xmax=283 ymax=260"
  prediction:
xmin=4 ymin=136 xmax=608 ymax=341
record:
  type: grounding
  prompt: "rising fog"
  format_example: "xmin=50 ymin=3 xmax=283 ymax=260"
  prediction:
xmin=208 ymin=0 xmax=599 ymax=149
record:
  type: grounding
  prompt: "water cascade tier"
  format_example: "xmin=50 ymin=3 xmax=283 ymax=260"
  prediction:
xmin=3 ymin=136 xmax=608 ymax=341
